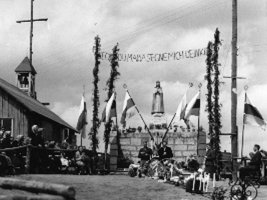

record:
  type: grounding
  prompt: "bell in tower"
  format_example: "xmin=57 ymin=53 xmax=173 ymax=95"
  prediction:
xmin=15 ymin=57 xmax=37 ymax=99
xmin=151 ymin=81 xmax=164 ymax=116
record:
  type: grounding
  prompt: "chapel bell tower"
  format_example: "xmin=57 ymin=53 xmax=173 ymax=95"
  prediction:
xmin=15 ymin=57 xmax=37 ymax=99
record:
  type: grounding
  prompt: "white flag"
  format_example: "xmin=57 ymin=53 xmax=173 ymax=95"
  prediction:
xmin=176 ymin=93 xmax=187 ymax=121
xmin=184 ymin=91 xmax=200 ymax=120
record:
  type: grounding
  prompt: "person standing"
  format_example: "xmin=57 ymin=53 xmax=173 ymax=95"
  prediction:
xmin=30 ymin=125 xmax=44 ymax=173
xmin=30 ymin=125 xmax=44 ymax=147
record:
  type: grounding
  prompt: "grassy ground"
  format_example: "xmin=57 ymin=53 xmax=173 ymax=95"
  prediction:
xmin=0 ymin=175 xmax=267 ymax=200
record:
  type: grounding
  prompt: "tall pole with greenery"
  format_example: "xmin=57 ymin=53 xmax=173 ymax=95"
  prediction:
xmin=205 ymin=41 xmax=214 ymax=139
xmin=104 ymin=43 xmax=120 ymax=166
xmin=91 ymin=35 xmax=101 ymax=153
xmin=212 ymin=28 xmax=222 ymax=174
xmin=205 ymin=29 xmax=222 ymax=176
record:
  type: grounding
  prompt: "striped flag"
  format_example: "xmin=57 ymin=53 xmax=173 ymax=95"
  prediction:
xmin=76 ymin=95 xmax=87 ymax=138
xmin=184 ymin=91 xmax=200 ymax=119
xmin=175 ymin=93 xmax=187 ymax=121
xmin=120 ymin=91 xmax=135 ymax=127
xmin=244 ymin=94 xmax=266 ymax=130
xmin=102 ymin=93 xmax=117 ymax=123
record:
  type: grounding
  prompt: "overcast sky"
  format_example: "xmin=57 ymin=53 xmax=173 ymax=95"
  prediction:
xmin=0 ymin=0 xmax=267 ymax=154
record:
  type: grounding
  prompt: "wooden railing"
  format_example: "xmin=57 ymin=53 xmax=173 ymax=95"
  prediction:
xmin=0 ymin=145 xmax=77 ymax=173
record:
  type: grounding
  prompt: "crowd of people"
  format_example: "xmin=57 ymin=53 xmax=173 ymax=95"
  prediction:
xmin=133 ymin=140 xmax=200 ymax=180
xmin=136 ymin=139 xmax=267 ymax=182
xmin=0 ymin=125 xmax=99 ymax=176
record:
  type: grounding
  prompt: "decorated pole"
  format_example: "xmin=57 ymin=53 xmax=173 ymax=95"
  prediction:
xmin=213 ymin=28 xmax=222 ymax=176
xmin=91 ymin=35 xmax=101 ymax=153
xmin=104 ymin=43 xmax=120 ymax=168
xmin=123 ymin=84 xmax=154 ymax=141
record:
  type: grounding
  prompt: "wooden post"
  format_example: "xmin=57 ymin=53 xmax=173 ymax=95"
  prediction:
xmin=25 ymin=145 xmax=31 ymax=174
xmin=231 ymin=0 xmax=238 ymax=181
xmin=29 ymin=0 xmax=33 ymax=64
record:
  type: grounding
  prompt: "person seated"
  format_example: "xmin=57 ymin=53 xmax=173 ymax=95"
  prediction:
xmin=10 ymin=135 xmax=26 ymax=173
xmin=76 ymin=146 xmax=86 ymax=173
xmin=239 ymin=144 xmax=262 ymax=181
xmin=137 ymin=141 xmax=153 ymax=177
xmin=0 ymin=152 xmax=14 ymax=175
xmin=0 ymin=127 xmax=5 ymax=147
xmin=186 ymin=154 xmax=200 ymax=172
xmin=1 ymin=132 xmax=12 ymax=149
xmin=158 ymin=140 xmax=173 ymax=160
xmin=80 ymin=149 xmax=92 ymax=175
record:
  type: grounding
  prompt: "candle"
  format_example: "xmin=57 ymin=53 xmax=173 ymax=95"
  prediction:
xmin=199 ymin=172 xmax=202 ymax=190
xmin=206 ymin=174 xmax=210 ymax=192
xmin=192 ymin=173 xmax=196 ymax=191
xmin=170 ymin=164 xmax=173 ymax=178
xmin=203 ymin=173 xmax=206 ymax=192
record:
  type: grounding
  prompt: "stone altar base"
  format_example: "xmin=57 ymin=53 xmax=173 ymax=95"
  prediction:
xmin=109 ymin=130 xmax=206 ymax=170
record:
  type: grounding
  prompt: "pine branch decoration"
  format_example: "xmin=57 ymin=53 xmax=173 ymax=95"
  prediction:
xmin=205 ymin=41 xmax=214 ymax=138
xmin=91 ymin=35 xmax=101 ymax=153
xmin=104 ymin=43 xmax=120 ymax=157
xmin=213 ymin=28 xmax=222 ymax=174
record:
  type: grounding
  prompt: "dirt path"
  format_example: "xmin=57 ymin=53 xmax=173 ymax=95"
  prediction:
xmin=0 ymin=175 xmax=266 ymax=200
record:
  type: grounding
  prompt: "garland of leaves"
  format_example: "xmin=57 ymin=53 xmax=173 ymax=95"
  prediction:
xmin=205 ymin=41 xmax=214 ymax=137
xmin=205 ymin=29 xmax=222 ymax=174
xmin=213 ymin=28 xmax=222 ymax=174
xmin=91 ymin=35 xmax=101 ymax=153
xmin=104 ymin=43 xmax=120 ymax=166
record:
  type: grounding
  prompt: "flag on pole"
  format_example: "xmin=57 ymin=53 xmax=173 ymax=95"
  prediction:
xmin=76 ymin=95 xmax=87 ymax=138
xmin=120 ymin=91 xmax=135 ymax=127
xmin=244 ymin=94 xmax=266 ymax=130
xmin=184 ymin=91 xmax=200 ymax=119
xmin=102 ymin=93 xmax=117 ymax=123
xmin=176 ymin=93 xmax=187 ymax=121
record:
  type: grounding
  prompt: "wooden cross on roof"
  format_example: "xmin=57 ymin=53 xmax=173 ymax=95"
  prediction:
xmin=16 ymin=0 xmax=48 ymax=65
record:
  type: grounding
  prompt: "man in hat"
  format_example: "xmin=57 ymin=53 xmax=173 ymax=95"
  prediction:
xmin=158 ymin=140 xmax=173 ymax=160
